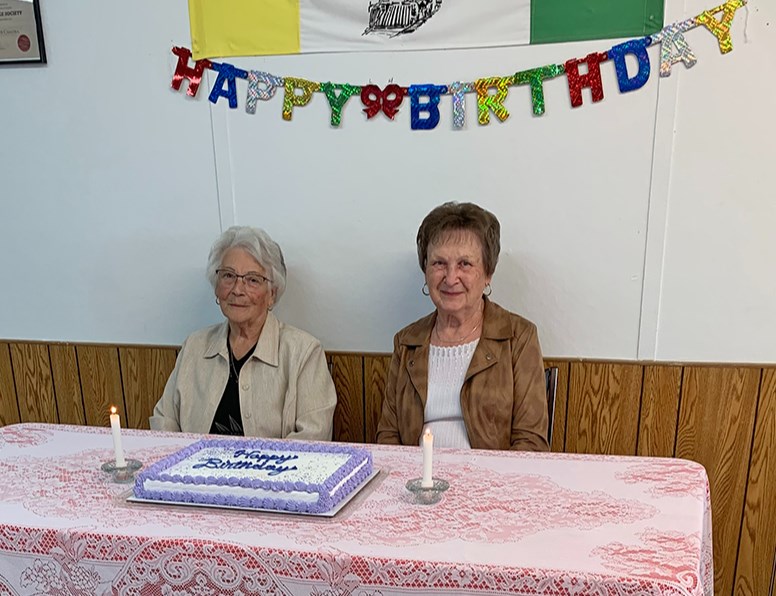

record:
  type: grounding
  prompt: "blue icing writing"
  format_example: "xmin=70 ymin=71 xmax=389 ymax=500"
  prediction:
xmin=192 ymin=458 xmax=298 ymax=476
xmin=191 ymin=449 xmax=300 ymax=476
xmin=232 ymin=449 xmax=299 ymax=466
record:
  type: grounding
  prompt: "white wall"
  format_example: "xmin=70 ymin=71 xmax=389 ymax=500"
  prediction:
xmin=649 ymin=0 xmax=776 ymax=362
xmin=0 ymin=0 xmax=223 ymax=344
xmin=0 ymin=0 xmax=773 ymax=362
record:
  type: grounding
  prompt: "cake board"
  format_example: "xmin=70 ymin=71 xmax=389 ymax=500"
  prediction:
xmin=126 ymin=468 xmax=381 ymax=518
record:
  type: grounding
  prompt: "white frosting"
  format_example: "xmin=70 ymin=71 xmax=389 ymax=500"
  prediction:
xmin=165 ymin=446 xmax=350 ymax=483
xmin=139 ymin=445 xmax=370 ymax=507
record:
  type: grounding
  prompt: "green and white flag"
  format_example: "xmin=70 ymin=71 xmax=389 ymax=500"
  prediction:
xmin=189 ymin=0 xmax=665 ymax=60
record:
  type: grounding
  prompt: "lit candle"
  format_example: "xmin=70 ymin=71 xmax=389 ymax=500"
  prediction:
xmin=422 ymin=428 xmax=434 ymax=488
xmin=109 ymin=406 xmax=127 ymax=468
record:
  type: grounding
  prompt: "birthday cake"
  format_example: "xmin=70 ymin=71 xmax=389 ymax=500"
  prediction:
xmin=134 ymin=439 xmax=373 ymax=514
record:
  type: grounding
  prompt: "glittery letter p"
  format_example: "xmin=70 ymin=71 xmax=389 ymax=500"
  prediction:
xmin=282 ymin=78 xmax=320 ymax=121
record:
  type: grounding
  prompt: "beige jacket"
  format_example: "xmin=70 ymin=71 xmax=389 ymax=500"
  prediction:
xmin=150 ymin=313 xmax=336 ymax=440
xmin=376 ymin=299 xmax=549 ymax=451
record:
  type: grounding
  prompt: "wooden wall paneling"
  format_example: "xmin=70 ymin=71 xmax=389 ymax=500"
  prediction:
xmin=566 ymin=362 xmax=643 ymax=455
xmin=49 ymin=345 xmax=86 ymax=425
xmin=734 ymin=368 xmax=776 ymax=596
xmin=76 ymin=346 xmax=125 ymax=426
xmin=8 ymin=343 xmax=58 ymax=423
xmin=119 ymin=347 xmax=177 ymax=430
xmin=330 ymin=354 xmax=364 ymax=443
xmin=0 ymin=343 xmax=20 ymax=427
xmin=544 ymin=360 xmax=569 ymax=452
xmin=365 ymin=355 xmax=391 ymax=443
xmin=637 ymin=365 xmax=682 ymax=457
xmin=675 ymin=366 xmax=760 ymax=596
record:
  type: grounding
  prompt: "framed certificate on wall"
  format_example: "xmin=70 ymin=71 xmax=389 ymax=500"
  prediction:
xmin=0 ymin=0 xmax=46 ymax=64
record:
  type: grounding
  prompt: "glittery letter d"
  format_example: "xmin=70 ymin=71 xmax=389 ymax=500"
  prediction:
xmin=609 ymin=38 xmax=652 ymax=94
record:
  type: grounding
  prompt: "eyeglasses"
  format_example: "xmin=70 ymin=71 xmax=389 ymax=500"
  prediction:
xmin=216 ymin=269 xmax=272 ymax=291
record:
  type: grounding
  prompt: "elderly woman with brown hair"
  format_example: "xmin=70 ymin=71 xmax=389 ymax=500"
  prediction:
xmin=150 ymin=226 xmax=337 ymax=440
xmin=376 ymin=202 xmax=549 ymax=451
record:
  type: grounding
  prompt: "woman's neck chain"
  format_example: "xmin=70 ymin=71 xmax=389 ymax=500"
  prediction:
xmin=433 ymin=314 xmax=482 ymax=345
xmin=228 ymin=344 xmax=240 ymax=380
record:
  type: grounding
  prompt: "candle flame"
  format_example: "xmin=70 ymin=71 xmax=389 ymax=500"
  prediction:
xmin=424 ymin=428 xmax=432 ymax=437
xmin=110 ymin=406 xmax=117 ymax=415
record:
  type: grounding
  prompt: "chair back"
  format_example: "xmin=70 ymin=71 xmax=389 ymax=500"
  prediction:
xmin=545 ymin=367 xmax=559 ymax=446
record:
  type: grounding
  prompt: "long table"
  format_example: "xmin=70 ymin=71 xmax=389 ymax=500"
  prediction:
xmin=0 ymin=423 xmax=712 ymax=595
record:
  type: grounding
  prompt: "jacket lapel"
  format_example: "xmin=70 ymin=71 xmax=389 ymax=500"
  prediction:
xmin=407 ymin=343 xmax=430 ymax=408
xmin=465 ymin=298 xmax=511 ymax=381
xmin=465 ymin=339 xmax=499 ymax=381
xmin=400 ymin=311 xmax=435 ymax=409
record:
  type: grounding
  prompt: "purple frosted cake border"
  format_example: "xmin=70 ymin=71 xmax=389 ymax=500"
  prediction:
xmin=134 ymin=438 xmax=373 ymax=514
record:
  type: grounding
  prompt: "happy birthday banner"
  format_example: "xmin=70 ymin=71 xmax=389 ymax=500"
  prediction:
xmin=170 ymin=0 xmax=745 ymax=130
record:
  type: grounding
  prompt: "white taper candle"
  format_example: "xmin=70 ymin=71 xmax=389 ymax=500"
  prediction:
xmin=109 ymin=406 xmax=127 ymax=467
xmin=422 ymin=427 xmax=434 ymax=488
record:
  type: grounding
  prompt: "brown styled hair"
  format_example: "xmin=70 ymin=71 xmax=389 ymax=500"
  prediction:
xmin=416 ymin=202 xmax=501 ymax=276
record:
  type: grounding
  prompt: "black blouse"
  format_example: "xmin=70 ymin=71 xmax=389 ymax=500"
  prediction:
xmin=209 ymin=341 xmax=257 ymax=436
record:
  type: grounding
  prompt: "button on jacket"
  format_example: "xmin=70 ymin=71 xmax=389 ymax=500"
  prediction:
xmin=376 ymin=298 xmax=549 ymax=451
xmin=150 ymin=313 xmax=336 ymax=440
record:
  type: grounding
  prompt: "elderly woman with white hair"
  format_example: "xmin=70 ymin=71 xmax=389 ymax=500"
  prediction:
xmin=150 ymin=226 xmax=337 ymax=440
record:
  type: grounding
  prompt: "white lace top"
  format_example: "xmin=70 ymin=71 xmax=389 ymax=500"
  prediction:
xmin=424 ymin=339 xmax=479 ymax=449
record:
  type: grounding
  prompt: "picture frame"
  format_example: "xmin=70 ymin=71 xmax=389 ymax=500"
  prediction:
xmin=0 ymin=0 xmax=46 ymax=65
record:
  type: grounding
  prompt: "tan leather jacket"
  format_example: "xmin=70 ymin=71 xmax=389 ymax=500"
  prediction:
xmin=376 ymin=299 xmax=549 ymax=451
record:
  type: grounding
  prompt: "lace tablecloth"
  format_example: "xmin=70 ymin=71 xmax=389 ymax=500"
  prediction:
xmin=0 ymin=423 xmax=712 ymax=595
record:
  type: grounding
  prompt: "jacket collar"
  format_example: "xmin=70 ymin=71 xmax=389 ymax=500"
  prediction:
xmin=203 ymin=313 xmax=280 ymax=367
xmin=399 ymin=297 xmax=512 ymax=347
xmin=400 ymin=297 xmax=512 ymax=404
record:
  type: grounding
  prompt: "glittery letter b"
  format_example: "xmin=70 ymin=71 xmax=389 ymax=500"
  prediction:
xmin=409 ymin=84 xmax=447 ymax=130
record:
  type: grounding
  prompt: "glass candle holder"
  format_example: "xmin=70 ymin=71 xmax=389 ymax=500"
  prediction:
xmin=101 ymin=459 xmax=143 ymax=484
xmin=406 ymin=478 xmax=449 ymax=505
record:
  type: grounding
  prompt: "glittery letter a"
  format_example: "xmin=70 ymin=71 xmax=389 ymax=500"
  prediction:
xmin=696 ymin=0 xmax=745 ymax=54
xmin=208 ymin=63 xmax=249 ymax=109
xmin=651 ymin=19 xmax=699 ymax=77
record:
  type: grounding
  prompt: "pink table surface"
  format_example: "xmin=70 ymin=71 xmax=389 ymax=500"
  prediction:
xmin=0 ymin=423 xmax=712 ymax=596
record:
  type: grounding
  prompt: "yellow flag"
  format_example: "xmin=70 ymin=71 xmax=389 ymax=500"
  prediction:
xmin=188 ymin=0 xmax=300 ymax=60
